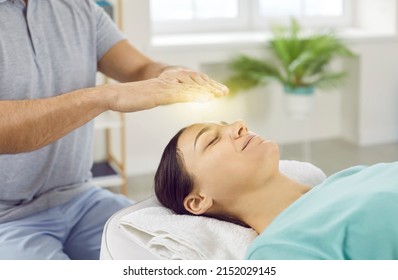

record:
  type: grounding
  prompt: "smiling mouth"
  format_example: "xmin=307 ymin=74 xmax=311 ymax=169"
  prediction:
xmin=242 ymin=135 xmax=256 ymax=150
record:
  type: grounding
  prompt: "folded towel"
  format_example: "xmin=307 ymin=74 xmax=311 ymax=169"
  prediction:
xmin=118 ymin=206 xmax=258 ymax=260
xmin=117 ymin=160 xmax=326 ymax=260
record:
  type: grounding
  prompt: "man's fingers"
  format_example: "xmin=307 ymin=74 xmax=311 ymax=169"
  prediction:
xmin=189 ymin=74 xmax=229 ymax=97
xmin=209 ymin=80 xmax=229 ymax=96
xmin=161 ymin=69 xmax=229 ymax=97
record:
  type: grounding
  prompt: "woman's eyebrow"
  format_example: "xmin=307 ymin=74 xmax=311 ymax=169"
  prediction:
xmin=194 ymin=126 xmax=211 ymax=150
xmin=193 ymin=122 xmax=227 ymax=150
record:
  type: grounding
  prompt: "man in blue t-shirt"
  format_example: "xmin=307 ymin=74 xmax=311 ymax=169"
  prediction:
xmin=0 ymin=0 xmax=228 ymax=260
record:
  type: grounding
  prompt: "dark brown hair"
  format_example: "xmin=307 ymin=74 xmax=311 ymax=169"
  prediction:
xmin=154 ymin=126 xmax=249 ymax=227
xmin=154 ymin=127 xmax=193 ymax=215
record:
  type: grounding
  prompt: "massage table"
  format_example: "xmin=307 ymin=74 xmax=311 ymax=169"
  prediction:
xmin=100 ymin=196 xmax=160 ymax=260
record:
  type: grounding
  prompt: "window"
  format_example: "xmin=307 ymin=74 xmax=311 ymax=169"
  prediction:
xmin=150 ymin=0 xmax=351 ymax=34
xmin=150 ymin=0 xmax=248 ymax=34
xmin=253 ymin=0 xmax=351 ymax=29
xmin=150 ymin=0 xmax=239 ymax=21
xmin=258 ymin=0 xmax=344 ymax=17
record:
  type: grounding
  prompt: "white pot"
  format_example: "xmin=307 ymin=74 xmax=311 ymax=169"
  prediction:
xmin=284 ymin=86 xmax=315 ymax=120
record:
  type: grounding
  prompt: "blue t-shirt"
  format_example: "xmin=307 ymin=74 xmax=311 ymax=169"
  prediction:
xmin=246 ymin=162 xmax=398 ymax=260
xmin=0 ymin=0 xmax=125 ymax=223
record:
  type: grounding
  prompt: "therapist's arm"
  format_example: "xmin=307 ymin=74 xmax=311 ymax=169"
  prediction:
xmin=0 ymin=78 xmax=217 ymax=154
xmin=0 ymin=40 xmax=228 ymax=154
xmin=0 ymin=88 xmax=106 ymax=154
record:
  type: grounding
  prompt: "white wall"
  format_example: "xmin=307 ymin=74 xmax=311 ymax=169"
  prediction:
xmin=96 ymin=0 xmax=398 ymax=176
xmin=355 ymin=42 xmax=398 ymax=145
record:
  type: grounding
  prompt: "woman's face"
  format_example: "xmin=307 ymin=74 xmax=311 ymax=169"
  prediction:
xmin=177 ymin=120 xmax=280 ymax=202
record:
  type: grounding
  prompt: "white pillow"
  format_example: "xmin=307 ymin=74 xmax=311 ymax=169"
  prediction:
xmin=279 ymin=160 xmax=326 ymax=186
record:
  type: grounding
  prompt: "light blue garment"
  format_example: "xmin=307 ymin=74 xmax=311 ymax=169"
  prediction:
xmin=0 ymin=0 xmax=125 ymax=223
xmin=0 ymin=187 xmax=132 ymax=260
xmin=246 ymin=162 xmax=398 ymax=260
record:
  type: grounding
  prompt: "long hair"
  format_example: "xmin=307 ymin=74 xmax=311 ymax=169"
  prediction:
xmin=154 ymin=127 xmax=249 ymax=228
xmin=154 ymin=127 xmax=193 ymax=215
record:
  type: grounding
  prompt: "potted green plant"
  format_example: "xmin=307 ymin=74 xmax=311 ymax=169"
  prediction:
xmin=225 ymin=18 xmax=356 ymax=120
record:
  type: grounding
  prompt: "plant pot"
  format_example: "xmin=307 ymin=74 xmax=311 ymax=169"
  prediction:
xmin=283 ymin=86 xmax=315 ymax=120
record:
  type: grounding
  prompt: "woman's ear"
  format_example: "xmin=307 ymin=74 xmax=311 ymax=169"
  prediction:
xmin=183 ymin=193 xmax=213 ymax=215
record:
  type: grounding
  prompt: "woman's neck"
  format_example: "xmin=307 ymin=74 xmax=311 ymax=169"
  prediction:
xmin=235 ymin=173 xmax=311 ymax=234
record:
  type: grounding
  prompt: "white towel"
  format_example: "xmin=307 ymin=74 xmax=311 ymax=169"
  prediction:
xmin=118 ymin=206 xmax=258 ymax=260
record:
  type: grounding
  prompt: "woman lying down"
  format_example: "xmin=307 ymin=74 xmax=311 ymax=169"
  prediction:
xmin=154 ymin=120 xmax=398 ymax=260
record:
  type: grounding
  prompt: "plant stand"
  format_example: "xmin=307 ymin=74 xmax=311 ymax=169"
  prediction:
xmin=284 ymin=86 xmax=315 ymax=161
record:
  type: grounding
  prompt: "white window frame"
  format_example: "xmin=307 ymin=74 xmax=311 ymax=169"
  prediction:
xmin=151 ymin=0 xmax=353 ymax=35
xmin=152 ymin=0 xmax=250 ymax=34
xmin=151 ymin=0 xmax=250 ymax=34
xmin=251 ymin=0 xmax=353 ymax=30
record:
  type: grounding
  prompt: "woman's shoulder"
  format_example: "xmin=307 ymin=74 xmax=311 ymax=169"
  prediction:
xmin=324 ymin=161 xmax=398 ymax=186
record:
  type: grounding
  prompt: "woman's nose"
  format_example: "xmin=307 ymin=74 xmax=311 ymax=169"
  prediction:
xmin=230 ymin=120 xmax=248 ymax=139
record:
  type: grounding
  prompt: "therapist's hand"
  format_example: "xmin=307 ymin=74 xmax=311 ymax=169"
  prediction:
xmin=104 ymin=75 xmax=228 ymax=113
xmin=159 ymin=67 xmax=229 ymax=98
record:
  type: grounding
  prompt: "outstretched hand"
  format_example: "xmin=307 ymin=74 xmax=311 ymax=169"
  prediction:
xmin=106 ymin=68 xmax=229 ymax=113
xmin=159 ymin=67 xmax=229 ymax=98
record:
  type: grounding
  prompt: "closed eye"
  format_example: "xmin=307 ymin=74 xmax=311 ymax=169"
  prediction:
xmin=206 ymin=136 xmax=219 ymax=148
